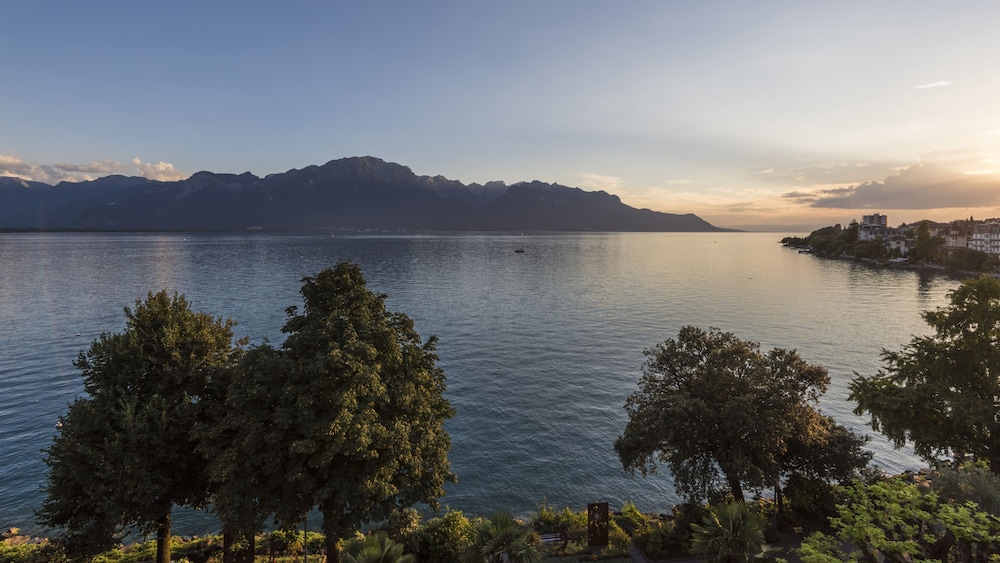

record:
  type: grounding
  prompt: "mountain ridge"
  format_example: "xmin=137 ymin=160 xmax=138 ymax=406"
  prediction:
xmin=0 ymin=156 xmax=735 ymax=232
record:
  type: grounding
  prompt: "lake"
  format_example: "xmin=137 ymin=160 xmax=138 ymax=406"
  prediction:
xmin=0 ymin=232 xmax=960 ymax=536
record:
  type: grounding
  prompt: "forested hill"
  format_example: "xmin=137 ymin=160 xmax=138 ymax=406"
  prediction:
xmin=0 ymin=157 xmax=733 ymax=232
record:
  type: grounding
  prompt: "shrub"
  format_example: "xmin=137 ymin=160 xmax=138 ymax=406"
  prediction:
xmin=529 ymin=503 xmax=586 ymax=543
xmin=0 ymin=542 xmax=67 ymax=563
xmin=631 ymin=521 xmax=687 ymax=560
xmin=413 ymin=509 xmax=474 ymax=563
xmin=690 ymin=502 xmax=769 ymax=563
xmin=342 ymin=533 xmax=414 ymax=563
xmin=379 ymin=508 xmax=422 ymax=555
xmin=784 ymin=475 xmax=840 ymax=529
xmin=612 ymin=501 xmax=648 ymax=534
xmin=606 ymin=520 xmax=630 ymax=552
xmin=932 ymin=462 xmax=1000 ymax=515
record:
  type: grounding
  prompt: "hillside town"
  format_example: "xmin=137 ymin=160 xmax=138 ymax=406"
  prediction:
xmin=781 ymin=213 xmax=1000 ymax=273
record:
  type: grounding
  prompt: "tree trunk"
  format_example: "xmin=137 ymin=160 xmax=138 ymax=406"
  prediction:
xmin=774 ymin=478 xmax=784 ymax=528
xmin=322 ymin=511 xmax=341 ymax=563
xmin=237 ymin=533 xmax=255 ymax=563
xmin=223 ymin=531 xmax=235 ymax=563
xmin=723 ymin=469 xmax=745 ymax=502
xmin=156 ymin=512 xmax=171 ymax=563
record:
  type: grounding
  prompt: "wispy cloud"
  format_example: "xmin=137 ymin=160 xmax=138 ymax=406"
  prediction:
xmin=916 ymin=80 xmax=953 ymax=89
xmin=55 ymin=160 xmax=128 ymax=175
xmin=782 ymin=147 xmax=1000 ymax=209
xmin=578 ymin=172 xmax=624 ymax=192
xmin=0 ymin=154 xmax=187 ymax=184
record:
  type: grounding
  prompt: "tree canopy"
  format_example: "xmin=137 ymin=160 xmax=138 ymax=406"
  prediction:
xmin=204 ymin=261 xmax=455 ymax=562
xmin=615 ymin=326 xmax=870 ymax=503
xmin=39 ymin=291 xmax=242 ymax=563
xmin=851 ymin=275 xmax=1000 ymax=473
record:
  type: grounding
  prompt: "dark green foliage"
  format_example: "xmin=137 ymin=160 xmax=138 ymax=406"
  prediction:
xmin=851 ymin=275 xmax=1000 ymax=473
xmin=204 ymin=262 xmax=455 ymax=561
xmin=631 ymin=520 xmax=689 ymax=560
xmin=689 ymin=502 xmax=769 ymax=563
xmin=851 ymin=238 xmax=890 ymax=260
xmin=342 ymin=533 xmax=415 ymax=563
xmin=908 ymin=220 xmax=944 ymax=262
xmin=39 ymin=291 xmax=242 ymax=563
xmin=785 ymin=223 xmax=861 ymax=257
xmin=463 ymin=512 xmax=539 ymax=563
xmin=944 ymin=247 xmax=1000 ymax=273
xmin=616 ymin=326 xmax=869 ymax=504
xmin=933 ymin=463 xmax=1000 ymax=516
xmin=783 ymin=475 xmax=841 ymax=528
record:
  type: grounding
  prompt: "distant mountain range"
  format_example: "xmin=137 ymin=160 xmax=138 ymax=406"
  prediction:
xmin=0 ymin=156 xmax=733 ymax=232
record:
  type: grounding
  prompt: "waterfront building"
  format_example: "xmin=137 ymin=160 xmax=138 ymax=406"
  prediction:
xmin=969 ymin=220 xmax=1000 ymax=256
xmin=858 ymin=213 xmax=889 ymax=241
xmin=886 ymin=234 xmax=909 ymax=255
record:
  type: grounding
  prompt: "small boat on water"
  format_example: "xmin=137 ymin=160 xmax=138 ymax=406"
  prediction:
xmin=514 ymin=248 xmax=525 ymax=253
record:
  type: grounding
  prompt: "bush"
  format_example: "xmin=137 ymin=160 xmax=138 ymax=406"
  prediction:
xmin=0 ymin=542 xmax=67 ymax=563
xmin=606 ymin=520 xmax=630 ymax=552
xmin=690 ymin=502 xmax=768 ymax=562
xmin=784 ymin=475 xmax=841 ymax=529
xmin=265 ymin=530 xmax=326 ymax=557
xmin=631 ymin=521 xmax=687 ymax=560
xmin=379 ymin=508 xmax=422 ymax=554
xmin=932 ymin=462 xmax=1000 ymax=515
xmin=413 ymin=509 xmax=474 ymax=563
xmin=529 ymin=502 xmax=586 ymax=543
xmin=612 ymin=501 xmax=648 ymax=534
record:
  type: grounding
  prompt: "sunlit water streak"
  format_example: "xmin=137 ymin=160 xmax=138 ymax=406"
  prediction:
xmin=0 ymin=232 xmax=959 ymax=536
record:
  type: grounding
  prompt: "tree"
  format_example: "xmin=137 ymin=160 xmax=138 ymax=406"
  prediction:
xmin=908 ymin=220 xmax=943 ymax=263
xmin=207 ymin=262 xmax=455 ymax=562
xmin=615 ymin=326 xmax=869 ymax=503
xmin=851 ymin=275 xmax=1000 ymax=473
xmin=39 ymin=291 xmax=242 ymax=563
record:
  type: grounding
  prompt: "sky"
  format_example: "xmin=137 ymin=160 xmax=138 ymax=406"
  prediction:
xmin=4 ymin=2 xmax=1000 ymax=231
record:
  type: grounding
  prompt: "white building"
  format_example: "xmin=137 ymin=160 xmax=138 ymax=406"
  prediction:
xmin=858 ymin=213 xmax=889 ymax=241
xmin=969 ymin=221 xmax=1000 ymax=256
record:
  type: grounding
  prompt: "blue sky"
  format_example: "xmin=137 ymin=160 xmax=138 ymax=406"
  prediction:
xmin=4 ymin=2 xmax=1000 ymax=230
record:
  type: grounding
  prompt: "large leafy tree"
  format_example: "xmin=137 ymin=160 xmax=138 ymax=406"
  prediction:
xmin=208 ymin=261 xmax=455 ymax=562
xmin=851 ymin=275 xmax=1000 ymax=473
xmin=615 ymin=326 xmax=869 ymax=503
xmin=39 ymin=291 xmax=242 ymax=563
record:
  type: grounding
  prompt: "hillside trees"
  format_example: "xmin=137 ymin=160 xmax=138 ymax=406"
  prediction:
xmin=205 ymin=262 xmax=455 ymax=562
xmin=851 ymin=275 xmax=1000 ymax=473
xmin=39 ymin=291 xmax=243 ymax=563
xmin=615 ymin=327 xmax=870 ymax=504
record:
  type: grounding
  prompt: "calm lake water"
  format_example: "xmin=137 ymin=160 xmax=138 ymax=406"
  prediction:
xmin=0 ymin=232 xmax=961 ymax=536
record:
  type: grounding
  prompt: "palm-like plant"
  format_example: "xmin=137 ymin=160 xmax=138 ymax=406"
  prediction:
xmin=342 ymin=533 xmax=415 ymax=563
xmin=689 ymin=502 xmax=771 ymax=563
xmin=464 ymin=511 xmax=541 ymax=563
